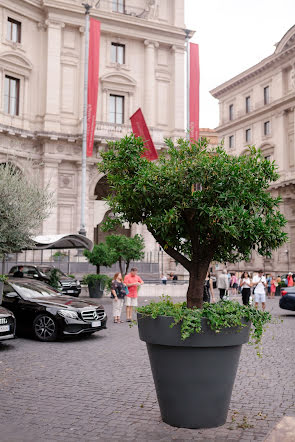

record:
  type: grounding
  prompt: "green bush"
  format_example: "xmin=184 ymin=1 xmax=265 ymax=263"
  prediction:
xmin=82 ymin=274 xmax=112 ymax=292
xmin=137 ymin=297 xmax=271 ymax=349
xmin=0 ymin=274 xmax=7 ymax=282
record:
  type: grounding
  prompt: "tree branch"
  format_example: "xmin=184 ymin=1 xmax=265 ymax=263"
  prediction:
xmin=150 ymin=229 xmax=192 ymax=272
xmin=182 ymin=209 xmax=199 ymax=255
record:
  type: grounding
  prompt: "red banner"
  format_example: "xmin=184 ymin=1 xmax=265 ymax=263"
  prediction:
xmin=189 ymin=43 xmax=200 ymax=142
xmin=130 ymin=108 xmax=158 ymax=161
xmin=87 ymin=18 xmax=100 ymax=157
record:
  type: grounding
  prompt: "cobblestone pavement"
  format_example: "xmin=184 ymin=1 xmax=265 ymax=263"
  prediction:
xmin=0 ymin=294 xmax=294 ymax=442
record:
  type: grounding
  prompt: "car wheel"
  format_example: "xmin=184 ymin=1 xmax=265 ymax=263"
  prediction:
xmin=33 ymin=314 xmax=58 ymax=342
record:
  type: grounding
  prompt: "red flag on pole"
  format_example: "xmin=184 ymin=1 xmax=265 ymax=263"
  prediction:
xmin=189 ymin=43 xmax=200 ymax=142
xmin=130 ymin=108 xmax=158 ymax=161
xmin=86 ymin=18 xmax=100 ymax=157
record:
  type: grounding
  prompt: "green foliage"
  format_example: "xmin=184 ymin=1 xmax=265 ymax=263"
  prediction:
xmin=82 ymin=273 xmax=112 ymax=291
xmin=49 ymin=268 xmax=61 ymax=290
xmin=53 ymin=251 xmax=67 ymax=258
xmin=0 ymin=163 xmax=53 ymax=255
xmin=0 ymin=274 xmax=8 ymax=282
xmin=84 ymin=242 xmax=116 ymax=273
xmin=84 ymin=234 xmax=144 ymax=276
xmin=137 ymin=297 xmax=271 ymax=348
xmin=104 ymin=234 xmax=144 ymax=276
xmin=99 ymin=135 xmax=287 ymax=266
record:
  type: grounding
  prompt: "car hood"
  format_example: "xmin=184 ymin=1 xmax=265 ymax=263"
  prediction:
xmin=29 ymin=296 xmax=102 ymax=310
xmin=0 ymin=305 xmax=14 ymax=316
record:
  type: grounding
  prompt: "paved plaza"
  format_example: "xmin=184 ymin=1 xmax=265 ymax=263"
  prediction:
xmin=0 ymin=294 xmax=294 ymax=442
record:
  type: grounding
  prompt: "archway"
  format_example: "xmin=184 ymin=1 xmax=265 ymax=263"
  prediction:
xmin=93 ymin=175 xmax=130 ymax=244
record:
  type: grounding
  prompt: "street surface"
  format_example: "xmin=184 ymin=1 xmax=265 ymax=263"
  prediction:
xmin=0 ymin=294 xmax=294 ymax=441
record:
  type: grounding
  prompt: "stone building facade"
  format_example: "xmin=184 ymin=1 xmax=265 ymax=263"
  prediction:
xmin=0 ymin=0 xmax=189 ymax=265
xmin=210 ymin=25 xmax=295 ymax=274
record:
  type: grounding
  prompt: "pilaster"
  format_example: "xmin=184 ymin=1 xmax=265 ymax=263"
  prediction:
xmin=44 ymin=20 xmax=64 ymax=132
xmin=144 ymin=40 xmax=159 ymax=127
xmin=171 ymin=44 xmax=185 ymax=134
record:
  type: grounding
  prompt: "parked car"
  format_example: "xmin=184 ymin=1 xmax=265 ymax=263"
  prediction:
xmin=0 ymin=305 xmax=16 ymax=341
xmin=279 ymin=287 xmax=295 ymax=312
xmin=8 ymin=265 xmax=81 ymax=297
xmin=1 ymin=278 xmax=107 ymax=342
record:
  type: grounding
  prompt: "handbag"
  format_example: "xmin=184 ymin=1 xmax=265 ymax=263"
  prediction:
xmin=124 ymin=284 xmax=129 ymax=295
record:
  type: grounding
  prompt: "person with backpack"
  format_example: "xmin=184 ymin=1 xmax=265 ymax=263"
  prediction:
xmin=111 ymin=272 xmax=127 ymax=323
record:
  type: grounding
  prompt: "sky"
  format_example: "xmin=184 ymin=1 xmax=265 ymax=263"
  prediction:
xmin=185 ymin=0 xmax=295 ymax=129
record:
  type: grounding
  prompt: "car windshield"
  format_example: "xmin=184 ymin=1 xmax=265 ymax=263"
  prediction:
xmin=40 ymin=267 xmax=67 ymax=277
xmin=10 ymin=282 xmax=61 ymax=299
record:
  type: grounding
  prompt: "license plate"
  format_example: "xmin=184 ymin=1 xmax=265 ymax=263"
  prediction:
xmin=67 ymin=290 xmax=75 ymax=293
xmin=0 ymin=325 xmax=10 ymax=332
xmin=92 ymin=321 xmax=101 ymax=327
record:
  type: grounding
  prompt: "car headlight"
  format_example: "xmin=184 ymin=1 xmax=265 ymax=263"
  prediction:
xmin=58 ymin=309 xmax=78 ymax=319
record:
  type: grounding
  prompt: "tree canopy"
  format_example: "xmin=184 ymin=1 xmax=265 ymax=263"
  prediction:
xmin=84 ymin=234 xmax=144 ymax=276
xmin=0 ymin=163 xmax=53 ymax=256
xmin=99 ymin=135 xmax=287 ymax=307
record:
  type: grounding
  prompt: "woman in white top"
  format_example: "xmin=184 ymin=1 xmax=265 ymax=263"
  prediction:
xmin=240 ymin=271 xmax=252 ymax=306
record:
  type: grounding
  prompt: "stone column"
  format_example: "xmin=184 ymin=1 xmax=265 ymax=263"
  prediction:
xmin=171 ymin=45 xmax=185 ymax=136
xmin=44 ymin=20 xmax=64 ymax=132
xmin=274 ymin=110 xmax=286 ymax=172
xmin=0 ymin=67 xmax=3 ymax=112
xmin=102 ymin=88 xmax=108 ymax=122
xmin=144 ymin=40 xmax=158 ymax=127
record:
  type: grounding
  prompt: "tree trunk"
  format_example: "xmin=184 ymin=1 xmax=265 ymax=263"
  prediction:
xmin=96 ymin=265 xmax=100 ymax=275
xmin=186 ymin=259 xmax=211 ymax=309
xmin=125 ymin=260 xmax=130 ymax=277
xmin=118 ymin=258 xmax=124 ymax=277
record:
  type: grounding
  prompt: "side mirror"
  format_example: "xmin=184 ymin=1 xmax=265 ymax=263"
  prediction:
xmin=33 ymin=274 xmax=39 ymax=278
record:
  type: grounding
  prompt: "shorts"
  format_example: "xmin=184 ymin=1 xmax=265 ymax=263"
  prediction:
xmin=125 ymin=296 xmax=138 ymax=307
xmin=255 ymin=292 xmax=266 ymax=303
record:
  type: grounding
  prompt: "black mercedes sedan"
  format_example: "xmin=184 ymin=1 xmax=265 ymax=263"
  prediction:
xmin=279 ymin=287 xmax=295 ymax=312
xmin=0 ymin=306 xmax=15 ymax=341
xmin=1 ymin=279 xmax=107 ymax=342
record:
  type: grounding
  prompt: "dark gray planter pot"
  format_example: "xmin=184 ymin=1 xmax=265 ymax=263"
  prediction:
xmin=88 ymin=281 xmax=104 ymax=298
xmin=137 ymin=314 xmax=251 ymax=429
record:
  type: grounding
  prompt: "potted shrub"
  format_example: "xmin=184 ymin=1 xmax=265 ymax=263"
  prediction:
xmin=82 ymin=274 xmax=112 ymax=298
xmin=99 ymin=135 xmax=287 ymax=428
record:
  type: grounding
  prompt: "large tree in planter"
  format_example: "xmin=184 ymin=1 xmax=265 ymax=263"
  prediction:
xmin=99 ymin=135 xmax=287 ymax=308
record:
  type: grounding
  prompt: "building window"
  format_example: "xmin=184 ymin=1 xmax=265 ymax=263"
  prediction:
xmin=245 ymin=128 xmax=251 ymax=143
xmin=109 ymin=94 xmax=124 ymax=124
xmin=7 ymin=17 xmax=21 ymax=43
xmin=264 ymin=121 xmax=270 ymax=136
xmin=229 ymin=135 xmax=234 ymax=148
xmin=264 ymin=86 xmax=270 ymax=105
xmin=229 ymin=104 xmax=233 ymax=121
xmin=4 ymin=75 xmax=20 ymax=116
xmin=112 ymin=0 xmax=125 ymax=13
xmin=111 ymin=43 xmax=125 ymax=64
xmin=245 ymin=96 xmax=251 ymax=113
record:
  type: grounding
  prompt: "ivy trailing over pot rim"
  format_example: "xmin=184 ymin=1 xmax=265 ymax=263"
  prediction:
xmin=137 ymin=297 xmax=271 ymax=348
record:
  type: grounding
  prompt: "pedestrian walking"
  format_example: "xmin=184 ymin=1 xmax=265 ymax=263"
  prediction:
xmin=111 ymin=272 xmax=127 ymax=323
xmin=124 ymin=267 xmax=144 ymax=322
xmin=230 ymin=272 xmax=238 ymax=295
xmin=253 ymin=270 xmax=267 ymax=311
xmin=266 ymin=274 xmax=272 ymax=296
xmin=203 ymin=272 xmax=215 ymax=303
xmin=287 ymin=272 xmax=294 ymax=287
xmin=270 ymin=275 xmax=277 ymax=299
xmin=240 ymin=272 xmax=252 ymax=306
xmin=217 ymin=269 xmax=229 ymax=300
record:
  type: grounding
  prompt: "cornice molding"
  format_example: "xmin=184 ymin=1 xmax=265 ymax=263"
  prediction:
xmin=211 ymin=45 xmax=295 ymax=99
xmin=215 ymin=93 xmax=295 ymax=133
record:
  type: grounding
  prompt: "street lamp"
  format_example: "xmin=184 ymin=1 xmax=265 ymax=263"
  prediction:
xmin=79 ymin=0 xmax=100 ymax=236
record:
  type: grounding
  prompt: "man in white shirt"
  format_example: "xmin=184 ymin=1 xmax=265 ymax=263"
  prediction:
xmin=218 ymin=269 xmax=229 ymax=300
xmin=252 ymin=270 xmax=267 ymax=310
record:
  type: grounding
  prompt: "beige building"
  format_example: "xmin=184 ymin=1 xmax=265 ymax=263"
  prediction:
xmin=211 ymin=25 xmax=295 ymax=274
xmin=0 ymin=0 xmax=189 ymax=265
